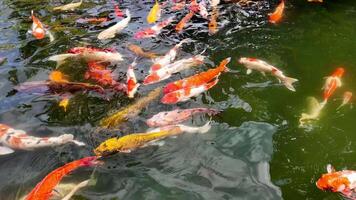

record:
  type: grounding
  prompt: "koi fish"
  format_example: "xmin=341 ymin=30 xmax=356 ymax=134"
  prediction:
xmin=161 ymin=78 xmax=219 ymax=104
xmin=316 ymin=164 xmax=356 ymax=199
xmin=144 ymin=55 xmax=205 ymax=85
xmin=0 ymin=124 xmax=85 ymax=155
xmin=172 ymin=1 xmax=186 ymax=11
xmin=59 ymin=97 xmax=70 ymax=112
xmin=149 ymin=38 xmax=191 ymax=73
xmin=94 ymin=122 xmax=210 ymax=156
xmin=147 ymin=0 xmax=161 ymax=24
xmin=30 ymin=11 xmax=54 ymax=42
xmin=98 ymin=9 xmax=131 ymax=40
xmin=127 ymin=44 xmax=159 ymax=59
xmin=100 ymin=87 xmax=162 ymax=128
xmin=268 ymin=0 xmax=285 ymax=24
xmin=198 ymin=0 xmax=208 ymax=19
xmin=113 ymin=1 xmax=124 ymax=17
xmin=76 ymin=17 xmax=108 ymax=24
xmin=189 ymin=0 xmax=200 ymax=13
xmin=299 ymin=97 xmax=325 ymax=126
xmin=146 ymin=108 xmax=219 ymax=127
xmin=322 ymin=67 xmax=344 ymax=103
xmin=126 ymin=59 xmax=140 ymax=98
xmin=239 ymin=57 xmax=298 ymax=91
xmin=208 ymin=6 xmax=218 ymax=35
xmin=176 ymin=11 xmax=195 ymax=32
xmin=25 ymin=156 xmax=100 ymax=200
xmin=163 ymin=57 xmax=230 ymax=94
xmin=53 ymin=0 xmax=83 ymax=11
xmin=338 ymin=91 xmax=352 ymax=109
xmin=48 ymin=46 xmax=123 ymax=67
xmin=210 ymin=0 xmax=220 ymax=7
xmin=134 ymin=16 xmax=174 ymax=39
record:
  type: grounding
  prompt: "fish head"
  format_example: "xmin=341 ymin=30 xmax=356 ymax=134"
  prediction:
xmin=334 ymin=67 xmax=345 ymax=78
xmin=316 ymin=172 xmax=350 ymax=192
xmin=94 ymin=138 xmax=122 ymax=156
xmin=144 ymin=73 xmax=160 ymax=85
xmin=33 ymin=27 xmax=45 ymax=39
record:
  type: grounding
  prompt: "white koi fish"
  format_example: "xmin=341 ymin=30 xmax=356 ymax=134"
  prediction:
xmin=97 ymin=9 xmax=131 ymax=40
xmin=126 ymin=59 xmax=140 ymax=98
xmin=0 ymin=124 xmax=85 ymax=155
xmin=53 ymin=0 xmax=83 ymax=11
xmin=239 ymin=57 xmax=298 ymax=91
xmin=144 ymin=55 xmax=205 ymax=85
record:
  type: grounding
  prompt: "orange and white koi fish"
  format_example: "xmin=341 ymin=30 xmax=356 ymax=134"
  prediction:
xmin=146 ymin=108 xmax=219 ymax=127
xmin=127 ymin=44 xmax=159 ymax=59
xmin=338 ymin=91 xmax=352 ymax=109
xmin=149 ymin=38 xmax=191 ymax=73
xmin=147 ymin=0 xmax=161 ymax=24
xmin=0 ymin=124 xmax=84 ymax=155
xmin=98 ymin=9 xmax=131 ymax=40
xmin=299 ymin=96 xmax=324 ymax=126
xmin=268 ymin=0 xmax=285 ymax=24
xmin=176 ymin=11 xmax=195 ymax=32
xmin=144 ymin=55 xmax=205 ymax=85
xmin=322 ymin=67 xmax=344 ymax=104
xmin=25 ymin=156 xmax=101 ymax=200
xmin=208 ymin=6 xmax=218 ymax=35
xmin=189 ymin=0 xmax=200 ymax=13
xmin=134 ymin=16 xmax=174 ymax=39
xmin=239 ymin=57 xmax=298 ymax=91
xmin=48 ymin=47 xmax=123 ymax=67
xmin=30 ymin=11 xmax=54 ymax=42
xmin=53 ymin=0 xmax=83 ymax=11
xmin=316 ymin=164 xmax=356 ymax=199
xmin=163 ymin=57 xmax=230 ymax=94
xmin=161 ymin=78 xmax=219 ymax=104
xmin=126 ymin=59 xmax=140 ymax=98
xmin=199 ymin=0 xmax=208 ymax=19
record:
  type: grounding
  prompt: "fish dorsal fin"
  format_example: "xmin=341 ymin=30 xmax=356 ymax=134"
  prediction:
xmin=327 ymin=164 xmax=336 ymax=173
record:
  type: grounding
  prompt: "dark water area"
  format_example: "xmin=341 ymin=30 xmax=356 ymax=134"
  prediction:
xmin=0 ymin=0 xmax=356 ymax=199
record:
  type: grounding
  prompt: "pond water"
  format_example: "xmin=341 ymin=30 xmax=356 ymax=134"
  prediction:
xmin=0 ymin=0 xmax=356 ymax=199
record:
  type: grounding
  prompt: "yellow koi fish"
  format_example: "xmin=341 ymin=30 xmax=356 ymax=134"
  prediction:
xmin=299 ymin=97 xmax=326 ymax=126
xmin=147 ymin=0 xmax=161 ymax=24
xmin=100 ymin=87 xmax=162 ymax=128
xmin=53 ymin=0 xmax=83 ymax=11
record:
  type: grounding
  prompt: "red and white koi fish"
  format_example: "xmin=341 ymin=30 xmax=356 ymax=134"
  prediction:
xmin=172 ymin=1 xmax=186 ymax=11
xmin=53 ymin=0 xmax=83 ymax=11
xmin=149 ymin=38 xmax=191 ymax=73
xmin=316 ymin=164 xmax=356 ymax=199
xmin=126 ymin=59 xmax=140 ymax=98
xmin=29 ymin=11 xmax=54 ymax=42
xmin=338 ymin=91 xmax=352 ymax=109
xmin=239 ymin=57 xmax=298 ymax=91
xmin=146 ymin=108 xmax=219 ymax=127
xmin=189 ymin=0 xmax=200 ymax=13
xmin=268 ymin=0 xmax=285 ymax=24
xmin=198 ymin=0 xmax=208 ymax=19
xmin=134 ymin=16 xmax=174 ymax=39
xmin=25 ymin=156 xmax=101 ymax=200
xmin=161 ymin=78 xmax=219 ymax=104
xmin=144 ymin=55 xmax=205 ymax=85
xmin=176 ymin=11 xmax=195 ymax=32
xmin=98 ymin=9 xmax=131 ymax=40
xmin=48 ymin=46 xmax=123 ymax=67
xmin=0 ymin=124 xmax=84 ymax=155
xmin=113 ymin=1 xmax=124 ymax=17
xmin=163 ymin=57 xmax=230 ymax=94
xmin=322 ymin=67 xmax=344 ymax=104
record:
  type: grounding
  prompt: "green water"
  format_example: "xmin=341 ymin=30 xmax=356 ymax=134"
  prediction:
xmin=0 ymin=0 xmax=356 ymax=199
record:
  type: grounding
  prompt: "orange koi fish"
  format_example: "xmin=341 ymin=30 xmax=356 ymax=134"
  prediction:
xmin=316 ymin=164 xmax=356 ymax=199
xmin=322 ymin=67 xmax=344 ymax=103
xmin=134 ymin=16 xmax=174 ymax=39
xmin=208 ymin=6 xmax=219 ymax=35
xmin=59 ymin=97 xmax=70 ymax=112
xmin=127 ymin=44 xmax=159 ymax=59
xmin=161 ymin=78 xmax=219 ymax=104
xmin=176 ymin=11 xmax=195 ymax=32
xmin=147 ymin=0 xmax=161 ymax=24
xmin=126 ymin=59 xmax=140 ymax=98
xmin=163 ymin=57 xmax=230 ymax=94
xmin=30 ymin=11 xmax=54 ymax=41
xmin=25 ymin=156 xmax=101 ymax=200
xmin=338 ymin=91 xmax=352 ymax=109
xmin=268 ymin=0 xmax=285 ymax=24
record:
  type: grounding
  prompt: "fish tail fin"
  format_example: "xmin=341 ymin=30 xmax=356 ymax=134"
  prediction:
xmin=282 ymin=76 xmax=298 ymax=92
xmin=197 ymin=122 xmax=211 ymax=134
xmin=125 ymin=9 xmax=131 ymax=18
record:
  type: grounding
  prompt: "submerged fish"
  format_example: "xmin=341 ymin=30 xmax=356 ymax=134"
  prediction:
xmin=198 ymin=0 xmax=208 ymax=19
xmin=94 ymin=122 xmax=211 ymax=156
xmin=146 ymin=108 xmax=219 ymax=127
xmin=208 ymin=6 xmax=219 ymax=34
xmin=175 ymin=11 xmax=195 ymax=32
xmin=316 ymin=164 xmax=356 ymax=199
xmin=147 ymin=0 xmax=161 ymax=24
xmin=268 ymin=0 xmax=285 ymax=24
xmin=299 ymin=97 xmax=325 ymax=126
xmin=161 ymin=78 xmax=219 ymax=104
xmin=239 ymin=57 xmax=298 ymax=91
xmin=25 ymin=156 xmax=101 ymax=200
xmin=338 ymin=91 xmax=352 ymax=109
xmin=322 ymin=67 xmax=344 ymax=103
xmin=29 ymin=10 xmax=54 ymax=42
xmin=144 ymin=55 xmax=205 ymax=85
xmin=48 ymin=46 xmax=123 ymax=67
xmin=61 ymin=179 xmax=90 ymax=200
xmin=134 ymin=16 xmax=174 ymax=39
xmin=98 ymin=9 xmax=131 ymax=40
xmin=126 ymin=59 xmax=140 ymax=98
xmin=127 ymin=44 xmax=159 ymax=59
xmin=163 ymin=57 xmax=230 ymax=94
xmin=53 ymin=0 xmax=83 ymax=11
xmin=100 ymin=87 xmax=162 ymax=128
xmin=0 ymin=123 xmax=85 ymax=155
xmin=172 ymin=1 xmax=186 ymax=11
xmin=76 ymin=17 xmax=108 ymax=24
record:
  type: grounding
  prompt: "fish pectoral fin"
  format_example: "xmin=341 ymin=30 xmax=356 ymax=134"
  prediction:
xmin=0 ymin=146 xmax=15 ymax=155
xmin=150 ymin=140 xmax=165 ymax=147
xmin=246 ymin=69 xmax=252 ymax=75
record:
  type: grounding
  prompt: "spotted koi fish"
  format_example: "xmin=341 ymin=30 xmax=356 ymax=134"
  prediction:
xmin=134 ymin=16 xmax=174 ymax=39
xmin=29 ymin=10 xmax=54 ymax=42
xmin=0 ymin=124 xmax=85 ymax=155
xmin=163 ymin=57 xmax=230 ymax=94
xmin=126 ymin=59 xmax=140 ymax=98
